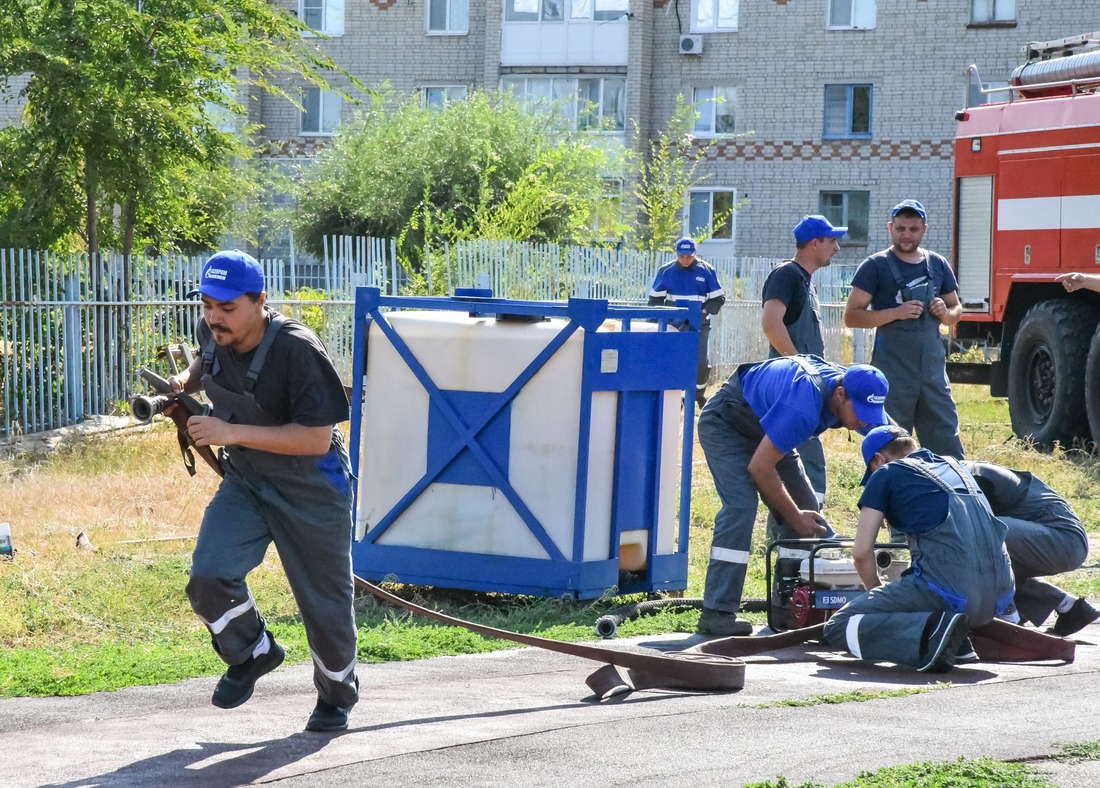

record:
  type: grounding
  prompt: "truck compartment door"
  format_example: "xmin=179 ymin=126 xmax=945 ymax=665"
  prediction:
xmin=1061 ymin=152 xmax=1100 ymax=270
xmin=956 ymin=175 xmax=993 ymax=312
xmin=996 ymin=156 xmax=1062 ymax=271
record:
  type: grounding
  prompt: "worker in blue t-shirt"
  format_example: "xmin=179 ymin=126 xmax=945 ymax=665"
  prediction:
xmin=822 ymin=426 xmax=1015 ymax=673
xmin=843 ymin=199 xmax=965 ymax=458
xmin=648 ymin=237 xmax=725 ymax=409
xmin=695 ymin=355 xmax=890 ymax=636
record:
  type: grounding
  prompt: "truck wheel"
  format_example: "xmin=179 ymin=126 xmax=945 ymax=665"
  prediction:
xmin=1008 ymin=300 xmax=1097 ymax=448
xmin=1084 ymin=325 xmax=1100 ymax=447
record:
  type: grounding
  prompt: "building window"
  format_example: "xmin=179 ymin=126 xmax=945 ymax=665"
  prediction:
xmin=827 ymin=0 xmax=876 ymax=30
xmin=429 ymin=0 xmax=468 ymax=33
xmin=966 ymin=79 xmax=1009 ymax=107
xmin=687 ymin=189 xmax=735 ymax=242
xmin=971 ymin=0 xmax=1015 ymax=24
xmin=501 ymin=76 xmax=625 ymax=132
xmin=819 ymin=191 xmax=869 ymax=243
xmin=824 ymin=84 xmax=872 ymax=139
xmin=506 ymin=0 xmax=561 ymax=21
xmin=302 ymin=87 xmax=341 ymax=135
xmin=300 ymin=0 xmax=344 ymax=35
xmin=692 ymin=0 xmax=738 ymax=32
xmin=692 ymin=87 xmax=736 ymax=137
xmin=424 ymin=85 xmax=468 ymax=108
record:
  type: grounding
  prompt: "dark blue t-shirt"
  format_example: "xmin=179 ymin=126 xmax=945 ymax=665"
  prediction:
xmin=850 ymin=249 xmax=958 ymax=312
xmin=740 ymin=356 xmax=843 ymax=454
xmin=761 ymin=260 xmax=812 ymax=326
xmin=858 ymin=449 xmax=975 ymax=534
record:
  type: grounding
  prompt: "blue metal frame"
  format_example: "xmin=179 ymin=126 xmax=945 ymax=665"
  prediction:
xmin=349 ymin=287 xmax=700 ymax=599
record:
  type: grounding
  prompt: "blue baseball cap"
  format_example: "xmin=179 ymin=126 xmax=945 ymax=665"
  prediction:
xmin=860 ymin=425 xmax=912 ymax=484
xmin=187 ymin=250 xmax=265 ymax=301
xmin=675 ymin=237 xmax=697 ymax=255
xmin=891 ymin=199 xmax=927 ymax=220
xmin=841 ymin=364 xmax=890 ymax=429
xmin=793 ymin=215 xmax=847 ymax=244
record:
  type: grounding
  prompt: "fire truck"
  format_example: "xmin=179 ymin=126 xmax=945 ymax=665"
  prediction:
xmin=951 ymin=32 xmax=1100 ymax=448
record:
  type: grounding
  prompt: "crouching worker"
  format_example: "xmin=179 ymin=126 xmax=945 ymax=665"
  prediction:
xmin=823 ymin=426 xmax=1015 ymax=672
xmin=962 ymin=461 xmax=1097 ymax=637
xmin=696 ymin=355 xmax=891 ymax=636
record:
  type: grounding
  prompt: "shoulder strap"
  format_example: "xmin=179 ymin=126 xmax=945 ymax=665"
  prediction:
xmin=244 ymin=310 xmax=289 ymax=394
xmin=787 ymin=354 xmax=843 ymax=399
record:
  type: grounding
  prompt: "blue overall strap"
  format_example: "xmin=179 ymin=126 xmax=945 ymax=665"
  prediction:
xmin=787 ymin=354 xmax=843 ymax=402
xmin=896 ymin=456 xmax=970 ymax=615
xmin=243 ymin=310 xmax=289 ymax=395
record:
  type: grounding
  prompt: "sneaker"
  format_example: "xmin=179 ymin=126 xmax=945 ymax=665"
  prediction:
xmin=211 ymin=634 xmax=285 ymax=709
xmin=917 ymin=612 xmax=969 ymax=673
xmin=1048 ymin=598 xmax=1100 ymax=638
xmin=697 ymin=607 xmax=753 ymax=637
xmin=954 ymin=636 xmax=979 ymax=665
xmin=306 ymin=699 xmax=350 ymax=732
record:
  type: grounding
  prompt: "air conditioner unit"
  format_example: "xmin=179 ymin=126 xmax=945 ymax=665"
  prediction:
xmin=679 ymin=34 xmax=703 ymax=55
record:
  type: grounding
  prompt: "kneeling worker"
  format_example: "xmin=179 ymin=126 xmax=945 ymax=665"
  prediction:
xmin=696 ymin=355 xmax=891 ymax=636
xmin=963 ymin=461 xmax=1098 ymax=637
xmin=822 ymin=426 xmax=1015 ymax=672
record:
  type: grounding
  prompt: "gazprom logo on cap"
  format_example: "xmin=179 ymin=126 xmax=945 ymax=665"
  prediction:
xmin=207 ymin=268 xmax=229 ymax=281
xmin=867 ymin=394 xmax=886 ymax=404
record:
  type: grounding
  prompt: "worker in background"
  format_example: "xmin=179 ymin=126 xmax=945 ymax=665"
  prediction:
xmin=648 ymin=236 xmax=725 ymax=409
xmin=823 ymin=426 xmax=1015 ymax=672
xmin=761 ymin=214 xmax=847 ymax=523
xmin=844 ymin=200 xmax=965 ymax=458
xmin=695 ymin=355 xmax=890 ymax=636
xmin=960 ymin=461 xmax=1096 ymax=636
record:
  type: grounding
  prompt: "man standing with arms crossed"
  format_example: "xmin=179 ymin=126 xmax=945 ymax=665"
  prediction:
xmin=170 ymin=250 xmax=359 ymax=732
xmin=844 ymin=200 xmax=965 ymax=458
xmin=648 ymin=236 xmax=726 ymax=409
xmin=761 ymin=214 xmax=848 ymax=513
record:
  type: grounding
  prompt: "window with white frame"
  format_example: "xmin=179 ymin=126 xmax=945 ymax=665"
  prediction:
xmin=971 ymin=0 xmax=1015 ymax=24
xmin=301 ymin=87 xmax=341 ymax=135
xmin=687 ymin=189 xmax=735 ymax=242
xmin=428 ymin=0 xmax=468 ymax=33
xmin=692 ymin=87 xmax=736 ymax=137
xmin=819 ymin=191 xmax=869 ymax=243
xmin=966 ymin=79 xmax=1009 ymax=107
xmin=501 ymin=76 xmax=625 ymax=132
xmin=692 ymin=0 xmax=738 ymax=32
xmin=823 ymin=84 xmax=872 ymax=138
xmin=506 ymin=0 xmax=562 ymax=21
xmin=827 ymin=0 xmax=875 ymax=29
xmin=424 ymin=85 xmax=468 ymax=108
xmin=300 ymin=0 xmax=344 ymax=35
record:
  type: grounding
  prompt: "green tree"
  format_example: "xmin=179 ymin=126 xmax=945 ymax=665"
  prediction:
xmin=294 ymin=90 xmax=619 ymax=276
xmin=0 ymin=0 xmax=356 ymax=256
xmin=626 ymin=94 xmax=745 ymax=253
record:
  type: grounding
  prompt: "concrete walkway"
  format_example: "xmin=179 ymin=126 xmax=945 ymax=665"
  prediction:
xmin=3 ymin=619 xmax=1099 ymax=788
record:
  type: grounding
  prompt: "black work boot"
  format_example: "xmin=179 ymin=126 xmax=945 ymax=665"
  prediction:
xmin=1048 ymin=598 xmax=1100 ymax=638
xmin=211 ymin=633 xmax=285 ymax=709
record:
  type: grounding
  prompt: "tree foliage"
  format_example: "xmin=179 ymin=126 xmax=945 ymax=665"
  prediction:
xmin=0 ymin=0 xmax=355 ymax=255
xmin=627 ymin=94 xmax=725 ymax=253
xmin=294 ymin=90 xmax=619 ymax=272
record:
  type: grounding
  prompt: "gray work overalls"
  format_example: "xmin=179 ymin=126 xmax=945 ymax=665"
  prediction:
xmin=823 ymin=457 xmax=1015 ymax=669
xmin=872 ymin=252 xmax=965 ymax=458
xmin=186 ymin=311 xmax=359 ymax=709
xmin=966 ymin=462 xmax=1089 ymax=626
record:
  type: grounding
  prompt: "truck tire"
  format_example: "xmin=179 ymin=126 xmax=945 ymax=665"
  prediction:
xmin=1084 ymin=324 xmax=1100 ymax=447
xmin=1007 ymin=300 xmax=1097 ymax=449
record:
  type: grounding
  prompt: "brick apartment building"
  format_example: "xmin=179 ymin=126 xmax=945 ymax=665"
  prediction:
xmin=4 ymin=2 xmax=1097 ymax=266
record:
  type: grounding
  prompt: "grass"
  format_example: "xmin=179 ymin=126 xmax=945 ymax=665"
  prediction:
xmin=2 ymin=384 xmax=1100 ymax=698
